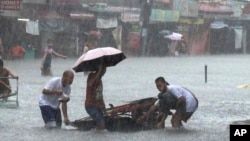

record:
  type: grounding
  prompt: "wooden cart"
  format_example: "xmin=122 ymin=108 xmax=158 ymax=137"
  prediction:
xmin=70 ymin=97 xmax=159 ymax=132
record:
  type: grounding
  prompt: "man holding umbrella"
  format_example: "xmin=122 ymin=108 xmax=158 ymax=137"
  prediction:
xmin=85 ymin=62 xmax=106 ymax=130
xmin=72 ymin=47 xmax=126 ymax=130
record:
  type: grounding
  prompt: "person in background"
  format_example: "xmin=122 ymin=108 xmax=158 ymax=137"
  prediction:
xmin=175 ymin=37 xmax=188 ymax=56
xmin=40 ymin=39 xmax=67 ymax=76
xmin=82 ymin=31 xmax=102 ymax=54
xmin=8 ymin=42 xmax=26 ymax=59
xmin=0 ymin=59 xmax=18 ymax=101
xmin=85 ymin=62 xmax=106 ymax=130
xmin=137 ymin=77 xmax=198 ymax=129
xmin=39 ymin=70 xmax=74 ymax=129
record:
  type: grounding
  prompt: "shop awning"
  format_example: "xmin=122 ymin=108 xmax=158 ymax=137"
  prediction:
xmin=69 ymin=13 xmax=95 ymax=20
xmin=199 ymin=3 xmax=233 ymax=14
xmin=210 ymin=20 xmax=228 ymax=29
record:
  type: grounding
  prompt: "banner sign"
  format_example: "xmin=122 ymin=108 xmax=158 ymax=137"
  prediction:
xmin=0 ymin=0 xmax=22 ymax=10
xmin=173 ymin=0 xmax=198 ymax=17
xmin=97 ymin=16 xmax=118 ymax=29
xmin=121 ymin=12 xmax=140 ymax=23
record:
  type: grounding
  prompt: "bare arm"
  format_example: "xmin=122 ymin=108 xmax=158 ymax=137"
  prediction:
xmin=83 ymin=46 xmax=89 ymax=54
xmin=42 ymin=89 xmax=62 ymax=95
xmin=0 ymin=81 xmax=11 ymax=91
xmin=87 ymin=66 xmax=104 ymax=88
xmin=137 ymin=104 xmax=157 ymax=123
xmin=61 ymin=102 xmax=70 ymax=125
xmin=176 ymin=96 xmax=185 ymax=108
xmin=157 ymin=112 xmax=167 ymax=128
xmin=6 ymin=68 xmax=18 ymax=79
xmin=52 ymin=50 xmax=67 ymax=59
xmin=145 ymin=105 xmax=157 ymax=121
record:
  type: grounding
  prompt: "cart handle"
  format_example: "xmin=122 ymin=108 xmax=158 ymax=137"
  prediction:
xmin=0 ymin=77 xmax=18 ymax=79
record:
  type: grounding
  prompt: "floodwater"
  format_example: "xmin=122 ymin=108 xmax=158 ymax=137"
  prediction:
xmin=1 ymin=54 xmax=250 ymax=141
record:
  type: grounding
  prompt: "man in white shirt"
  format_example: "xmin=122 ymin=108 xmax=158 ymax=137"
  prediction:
xmin=137 ymin=76 xmax=198 ymax=129
xmin=39 ymin=70 xmax=74 ymax=128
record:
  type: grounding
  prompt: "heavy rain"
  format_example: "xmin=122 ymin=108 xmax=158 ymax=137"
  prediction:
xmin=1 ymin=0 xmax=250 ymax=141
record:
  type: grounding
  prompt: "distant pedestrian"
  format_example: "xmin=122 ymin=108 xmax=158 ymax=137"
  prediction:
xmin=8 ymin=42 xmax=26 ymax=59
xmin=175 ymin=37 xmax=188 ymax=56
xmin=39 ymin=70 xmax=74 ymax=129
xmin=82 ymin=31 xmax=102 ymax=54
xmin=40 ymin=39 xmax=67 ymax=76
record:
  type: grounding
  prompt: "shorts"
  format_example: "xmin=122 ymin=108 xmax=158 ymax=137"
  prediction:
xmin=175 ymin=103 xmax=186 ymax=115
xmin=174 ymin=104 xmax=195 ymax=123
xmin=43 ymin=56 xmax=51 ymax=69
xmin=39 ymin=105 xmax=62 ymax=127
xmin=85 ymin=106 xmax=104 ymax=126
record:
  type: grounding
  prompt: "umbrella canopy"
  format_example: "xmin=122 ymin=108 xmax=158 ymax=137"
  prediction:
xmin=158 ymin=30 xmax=172 ymax=37
xmin=164 ymin=32 xmax=183 ymax=40
xmin=73 ymin=47 xmax=126 ymax=72
xmin=89 ymin=31 xmax=102 ymax=39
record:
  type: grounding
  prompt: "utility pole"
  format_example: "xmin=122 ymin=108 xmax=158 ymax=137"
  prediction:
xmin=139 ymin=0 xmax=152 ymax=56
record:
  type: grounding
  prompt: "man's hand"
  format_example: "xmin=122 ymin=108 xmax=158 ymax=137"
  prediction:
xmin=64 ymin=118 xmax=70 ymax=125
xmin=136 ymin=114 xmax=146 ymax=124
xmin=55 ymin=91 xmax=63 ymax=95
xmin=13 ymin=76 xmax=19 ymax=80
xmin=157 ymin=122 xmax=165 ymax=129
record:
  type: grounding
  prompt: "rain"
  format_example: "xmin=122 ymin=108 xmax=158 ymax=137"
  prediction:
xmin=1 ymin=0 xmax=250 ymax=141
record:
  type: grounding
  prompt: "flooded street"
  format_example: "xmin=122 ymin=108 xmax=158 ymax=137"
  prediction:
xmin=1 ymin=55 xmax=250 ymax=141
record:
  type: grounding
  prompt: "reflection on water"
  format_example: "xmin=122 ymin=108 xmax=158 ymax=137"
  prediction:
xmin=1 ymin=55 xmax=250 ymax=141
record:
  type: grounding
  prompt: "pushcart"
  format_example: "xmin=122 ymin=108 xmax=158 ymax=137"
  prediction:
xmin=70 ymin=97 xmax=159 ymax=132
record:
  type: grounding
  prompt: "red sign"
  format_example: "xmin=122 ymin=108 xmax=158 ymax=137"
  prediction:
xmin=0 ymin=0 xmax=22 ymax=10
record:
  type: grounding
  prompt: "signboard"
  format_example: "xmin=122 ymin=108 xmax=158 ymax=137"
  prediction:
xmin=97 ymin=16 xmax=118 ymax=29
xmin=150 ymin=9 xmax=179 ymax=22
xmin=0 ymin=0 xmax=22 ymax=10
xmin=121 ymin=12 xmax=140 ymax=23
xmin=173 ymin=0 xmax=198 ymax=17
